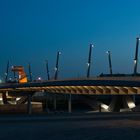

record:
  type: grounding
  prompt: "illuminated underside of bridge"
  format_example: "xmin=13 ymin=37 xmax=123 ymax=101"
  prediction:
xmin=5 ymin=85 xmax=138 ymax=95
xmin=0 ymin=77 xmax=140 ymax=95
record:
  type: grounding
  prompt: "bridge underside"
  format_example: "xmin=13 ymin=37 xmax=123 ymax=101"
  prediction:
xmin=0 ymin=85 xmax=138 ymax=113
xmin=9 ymin=85 xmax=139 ymax=95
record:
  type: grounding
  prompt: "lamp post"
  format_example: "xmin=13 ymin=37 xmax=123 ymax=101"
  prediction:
xmin=106 ymin=51 xmax=113 ymax=75
xmin=45 ymin=60 xmax=50 ymax=80
xmin=53 ymin=51 xmax=61 ymax=110
xmin=54 ymin=51 xmax=61 ymax=80
xmin=134 ymin=37 xmax=140 ymax=75
xmin=5 ymin=60 xmax=9 ymax=83
xmin=87 ymin=44 xmax=94 ymax=78
xmin=28 ymin=63 xmax=32 ymax=82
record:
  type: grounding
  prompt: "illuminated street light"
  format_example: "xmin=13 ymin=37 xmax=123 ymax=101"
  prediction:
xmin=87 ymin=43 xmax=94 ymax=78
xmin=134 ymin=59 xmax=137 ymax=64
xmin=87 ymin=63 xmax=90 ymax=67
xmin=106 ymin=51 xmax=113 ymax=75
xmin=133 ymin=37 xmax=140 ymax=75
xmin=54 ymin=51 xmax=61 ymax=80
xmin=37 ymin=77 xmax=42 ymax=81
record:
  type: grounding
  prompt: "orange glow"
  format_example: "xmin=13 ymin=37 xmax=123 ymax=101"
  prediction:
xmin=11 ymin=66 xmax=27 ymax=83
xmin=19 ymin=77 xmax=27 ymax=83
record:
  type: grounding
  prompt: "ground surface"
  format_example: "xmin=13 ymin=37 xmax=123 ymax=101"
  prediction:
xmin=0 ymin=112 xmax=140 ymax=140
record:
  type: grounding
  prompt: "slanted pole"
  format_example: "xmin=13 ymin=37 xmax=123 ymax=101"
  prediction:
xmin=87 ymin=44 xmax=94 ymax=78
xmin=45 ymin=60 xmax=50 ymax=80
xmin=54 ymin=51 xmax=61 ymax=80
xmin=28 ymin=63 xmax=32 ymax=82
xmin=134 ymin=37 xmax=140 ymax=75
xmin=5 ymin=60 xmax=9 ymax=83
xmin=106 ymin=51 xmax=113 ymax=75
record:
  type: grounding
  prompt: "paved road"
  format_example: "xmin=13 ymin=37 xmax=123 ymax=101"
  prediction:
xmin=0 ymin=113 xmax=140 ymax=140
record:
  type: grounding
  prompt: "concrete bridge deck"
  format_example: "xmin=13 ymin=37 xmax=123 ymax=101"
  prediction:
xmin=0 ymin=76 xmax=140 ymax=95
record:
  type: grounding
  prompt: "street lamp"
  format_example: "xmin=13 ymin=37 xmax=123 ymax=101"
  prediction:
xmin=45 ymin=60 xmax=50 ymax=80
xmin=53 ymin=51 xmax=61 ymax=110
xmin=54 ymin=51 xmax=61 ymax=80
xmin=106 ymin=51 xmax=113 ymax=75
xmin=5 ymin=60 xmax=9 ymax=83
xmin=133 ymin=37 xmax=140 ymax=75
xmin=87 ymin=44 xmax=94 ymax=78
xmin=28 ymin=63 xmax=32 ymax=82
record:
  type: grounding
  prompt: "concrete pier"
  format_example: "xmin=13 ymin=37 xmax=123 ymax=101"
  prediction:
xmin=68 ymin=94 xmax=72 ymax=113
xmin=53 ymin=94 xmax=57 ymax=110
xmin=27 ymin=94 xmax=32 ymax=114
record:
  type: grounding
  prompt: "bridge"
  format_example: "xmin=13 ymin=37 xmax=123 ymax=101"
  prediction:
xmin=0 ymin=77 xmax=140 ymax=95
xmin=0 ymin=76 xmax=140 ymax=113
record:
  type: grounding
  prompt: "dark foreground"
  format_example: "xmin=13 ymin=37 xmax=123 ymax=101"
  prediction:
xmin=0 ymin=112 xmax=140 ymax=140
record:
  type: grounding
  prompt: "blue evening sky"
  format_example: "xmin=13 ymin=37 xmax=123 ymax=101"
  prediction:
xmin=0 ymin=0 xmax=140 ymax=80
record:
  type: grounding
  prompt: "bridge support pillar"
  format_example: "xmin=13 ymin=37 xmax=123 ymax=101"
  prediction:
xmin=2 ymin=92 xmax=8 ymax=104
xmin=108 ymin=95 xmax=135 ymax=112
xmin=27 ymin=94 xmax=32 ymax=114
xmin=133 ymin=95 xmax=136 ymax=103
xmin=42 ymin=94 xmax=50 ymax=113
xmin=53 ymin=94 xmax=57 ymax=110
xmin=68 ymin=94 xmax=72 ymax=113
xmin=45 ymin=98 xmax=48 ymax=110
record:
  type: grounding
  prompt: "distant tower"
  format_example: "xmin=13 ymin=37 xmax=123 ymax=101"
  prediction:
xmin=87 ymin=44 xmax=94 ymax=78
